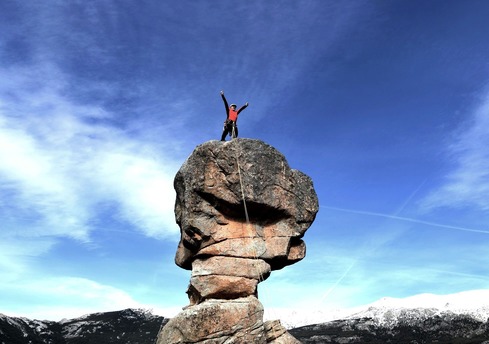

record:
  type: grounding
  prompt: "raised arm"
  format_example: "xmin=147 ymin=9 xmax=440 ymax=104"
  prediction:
xmin=220 ymin=90 xmax=229 ymax=114
xmin=237 ymin=102 xmax=249 ymax=114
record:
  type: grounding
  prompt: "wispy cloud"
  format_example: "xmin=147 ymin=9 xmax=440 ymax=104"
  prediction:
xmin=219 ymin=2 xmax=368 ymax=111
xmin=0 ymin=237 xmax=56 ymax=284
xmin=0 ymin=63 xmax=180 ymax=244
xmin=0 ymin=276 xmax=147 ymax=320
xmin=422 ymin=90 xmax=489 ymax=211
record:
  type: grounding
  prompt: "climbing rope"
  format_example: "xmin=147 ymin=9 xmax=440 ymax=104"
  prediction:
xmin=233 ymin=142 xmax=257 ymax=261
xmin=235 ymin=142 xmax=250 ymax=224
xmin=233 ymin=139 xmax=261 ymax=275
xmin=232 ymin=139 xmax=279 ymax=340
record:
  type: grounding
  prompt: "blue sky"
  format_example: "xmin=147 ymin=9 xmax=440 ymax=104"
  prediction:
xmin=1 ymin=1 xmax=489 ymax=321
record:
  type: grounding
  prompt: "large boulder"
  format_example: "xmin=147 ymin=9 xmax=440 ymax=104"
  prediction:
xmin=156 ymin=296 xmax=266 ymax=344
xmin=157 ymin=139 xmax=318 ymax=343
xmin=174 ymin=139 xmax=318 ymax=272
xmin=156 ymin=296 xmax=301 ymax=344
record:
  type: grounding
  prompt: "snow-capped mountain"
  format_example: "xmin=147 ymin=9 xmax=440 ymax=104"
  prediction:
xmin=0 ymin=308 xmax=167 ymax=344
xmin=347 ymin=289 xmax=489 ymax=327
xmin=289 ymin=290 xmax=489 ymax=343
xmin=289 ymin=311 xmax=489 ymax=343
xmin=271 ymin=289 xmax=489 ymax=329
xmin=2 ymin=290 xmax=489 ymax=343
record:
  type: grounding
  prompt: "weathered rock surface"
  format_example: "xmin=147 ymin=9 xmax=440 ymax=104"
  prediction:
xmin=157 ymin=139 xmax=318 ymax=344
xmin=157 ymin=296 xmax=266 ymax=344
xmin=265 ymin=320 xmax=302 ymax=344
xmin=174 ymin=139 xmax=318 ymax=271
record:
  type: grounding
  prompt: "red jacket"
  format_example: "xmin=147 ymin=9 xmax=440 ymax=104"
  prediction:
xmin=221 ymin=93 xmax=248 ymax=123
xmin=228 ymin=108 xmax=238 ymax=122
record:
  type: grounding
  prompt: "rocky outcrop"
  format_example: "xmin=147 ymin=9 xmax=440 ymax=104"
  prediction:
xmin=157 ymin=139 xmax=318 ymax=344
xmin=158 ymin=296 xmax=266 ymax=343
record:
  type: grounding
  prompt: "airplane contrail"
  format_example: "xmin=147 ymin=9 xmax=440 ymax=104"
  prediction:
xmin=323 ymin=205 xmax=489 ymax=235
xmin=317 ymin=179 xmax=488 ymax=308
xmin=319 ymin=260 xmax=356 ymax=304
xmin=393 ymin=178 xmax=427 ymax=216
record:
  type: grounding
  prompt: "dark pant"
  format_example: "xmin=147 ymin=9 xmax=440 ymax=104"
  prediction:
xmin=221 ymin=120 xmax=238 ymax=141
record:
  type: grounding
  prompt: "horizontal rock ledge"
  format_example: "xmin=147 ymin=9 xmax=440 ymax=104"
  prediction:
xmin=190 ymin=275 xmax=258 ymax=300
xmin=192 ymin=256 xmax=271 ymax=280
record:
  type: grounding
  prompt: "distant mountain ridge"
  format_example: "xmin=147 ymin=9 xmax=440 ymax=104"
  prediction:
xmin=290 ymin=309 xmax=489 ymax=343
xmin=273 ymin=289 xmax=489 ymax=329
xmin=2 ymin=291 xmax=489 ymax=343
xmin=0 ymin=308 xmax=167 ymax=344
xmin=352 ymin=289 xmax=489 ymax=325
xmin=289 ymin=290 xmax=489 ymax=343
xmin=2 ymin=307 xmax=488 ymax=344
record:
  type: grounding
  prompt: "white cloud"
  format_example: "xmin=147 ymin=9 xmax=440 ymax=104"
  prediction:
xmin=90 ymin=149 xmax=178 ymax=238
xmin=0 ymin=116 xmax=92 ymax=240
xmin=1 ymin=276 xmax=147 ymax=321
xmin=0 ymin=63 xmax=181 ymax=244
xmin=422 ymin=91 xmax=489 ymax=211
xmin=0 ymin=237 xmax=57 ymax=285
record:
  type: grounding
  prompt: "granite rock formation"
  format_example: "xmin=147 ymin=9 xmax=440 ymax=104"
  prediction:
xmin=157 ymin=139 xmax=319 ymax=344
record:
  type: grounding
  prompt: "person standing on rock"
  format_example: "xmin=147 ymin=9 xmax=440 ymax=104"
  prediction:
xmin=220 ymin=90 xmax=248 ymax=141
